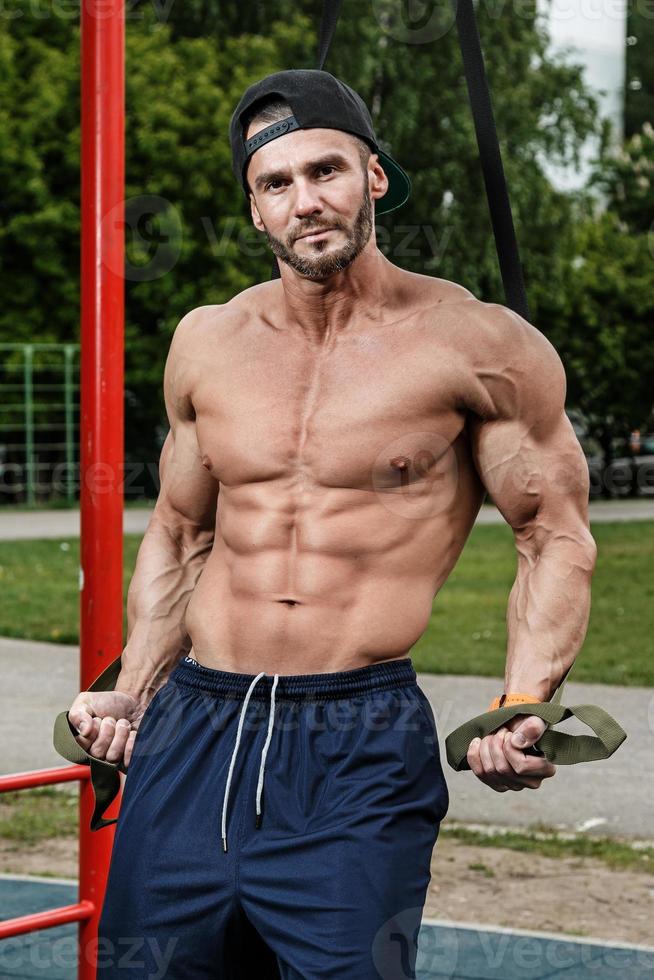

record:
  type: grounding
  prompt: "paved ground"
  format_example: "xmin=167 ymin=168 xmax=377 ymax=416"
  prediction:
xmin=1 ymin=877 xmax=652 ymax=979
xmin=1 ymin=635 xmax=650 ymax=840
xmin=0 ymin=507 xmax=155 ymax=541
xmin=1 ymin=499 xmax=651 ymax=839
xmin=0 ymin=498 xmax=653 ymax=541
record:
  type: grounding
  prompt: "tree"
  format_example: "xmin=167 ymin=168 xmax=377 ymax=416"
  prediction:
xmin=625 ymin=3 xmax=654 ymax=137
xmin=590 ymin=121 xmax=654 ymax=235
xmin=0 ymin=1 xmax=608 ymax=497
xmin=541 ymin=210 xmax=654 ymax=484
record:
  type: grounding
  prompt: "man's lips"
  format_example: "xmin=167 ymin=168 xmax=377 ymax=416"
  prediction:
xmin=295 ymin=227 xmax=337 ymax=242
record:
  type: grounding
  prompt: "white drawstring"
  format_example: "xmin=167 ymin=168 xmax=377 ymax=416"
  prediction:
xmin=255 ymin=673 xmax=279 ymax=828
xmin=221 ymin=671 xmax=279 ymax=853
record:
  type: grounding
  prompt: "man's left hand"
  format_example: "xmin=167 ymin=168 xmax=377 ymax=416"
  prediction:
xmin=466 ymin=715 xmax=557 ymax=792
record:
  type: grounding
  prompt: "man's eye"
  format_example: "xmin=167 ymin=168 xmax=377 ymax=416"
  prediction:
xmin=264 ymin=167 xmax=336 ymax=191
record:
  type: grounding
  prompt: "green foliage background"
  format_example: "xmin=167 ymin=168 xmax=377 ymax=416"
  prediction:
xmin=0 ymin=0 xmax=652 ymax=491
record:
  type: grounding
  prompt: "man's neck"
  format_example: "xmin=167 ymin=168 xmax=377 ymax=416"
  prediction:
xmin=278 ymin=245 xmax=397 ymax=347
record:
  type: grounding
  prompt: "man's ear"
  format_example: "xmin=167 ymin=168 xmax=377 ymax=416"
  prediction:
xmin=368 ymin=155 xmax=389 ymax=206
xmin=249 ymin=193 xmax=264 ymax=232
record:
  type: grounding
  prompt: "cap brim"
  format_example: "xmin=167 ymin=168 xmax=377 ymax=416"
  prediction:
xmin=375 ymin=150 xmax=411 ymax=215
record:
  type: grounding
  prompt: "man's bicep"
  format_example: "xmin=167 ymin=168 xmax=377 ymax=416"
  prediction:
xmin=151 ymin=310 xmax=219 ymax=536
xmin=468 ymin=330 xmax=593 ymax=550
xmin=155 ymin=423 xmax=219 ymax=534
xmin=470 ymin=410 xmax=591 ymax=541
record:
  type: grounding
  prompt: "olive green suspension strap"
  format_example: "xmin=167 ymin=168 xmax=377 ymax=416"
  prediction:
xmin=444 ymin=661 xmax=627 ymax=772
xmin=52 ymin=654 xmax=127 ymax=831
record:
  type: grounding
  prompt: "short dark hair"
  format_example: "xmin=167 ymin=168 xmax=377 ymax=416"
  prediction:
xmin=242 ymin=95 xmax=372 ymax=177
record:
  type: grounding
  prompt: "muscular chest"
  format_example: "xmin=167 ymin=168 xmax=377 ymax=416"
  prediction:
xmin=192 ymin=329 xmax=467 ymax=492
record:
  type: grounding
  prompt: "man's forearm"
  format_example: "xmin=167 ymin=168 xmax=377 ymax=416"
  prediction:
xmin=114 ymin=516 xmax=214 ymax=703
xmin=504 ymin=527 xmax=597 ymax=701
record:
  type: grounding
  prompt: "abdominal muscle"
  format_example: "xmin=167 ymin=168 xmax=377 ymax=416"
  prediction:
xmin=183 ymin=481 xmax=483 ymax=676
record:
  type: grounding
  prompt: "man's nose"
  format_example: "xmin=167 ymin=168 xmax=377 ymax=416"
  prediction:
xmin=292 ymin=179 xmax=324 ymax=217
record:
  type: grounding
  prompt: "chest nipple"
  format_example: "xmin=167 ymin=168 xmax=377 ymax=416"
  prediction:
xmin=390 ymin=455 xmax=411 ymax=485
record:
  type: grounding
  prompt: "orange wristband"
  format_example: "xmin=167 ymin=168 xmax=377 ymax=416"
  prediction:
xmin=488 ymin=693 xmax=543 ymax=712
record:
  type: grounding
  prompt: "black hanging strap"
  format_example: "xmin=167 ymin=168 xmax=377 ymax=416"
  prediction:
xmin=454 ymin=0 xmax=530 ymax=320
xmin=316 ymin=0 xmax=344 ymax=71
xmin=272 ymin=0 xmax=530 ymax=322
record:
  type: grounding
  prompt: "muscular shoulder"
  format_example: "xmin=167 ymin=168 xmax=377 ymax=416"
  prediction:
xmin=163 ymin=305 xmax=228 ymax=423
xmin=395 ymin=268 xmax=478 ymax=309
xmin=460 ymin=301 xmax=566 ymax=427
xmin=164 ymin=291 xmax=269 ymax=420
xmin=167 ymin=296 xmax=254 ymax=368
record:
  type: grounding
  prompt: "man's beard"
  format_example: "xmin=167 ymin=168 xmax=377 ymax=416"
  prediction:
xmin=262 ymin=176 xmax=373 ymax=280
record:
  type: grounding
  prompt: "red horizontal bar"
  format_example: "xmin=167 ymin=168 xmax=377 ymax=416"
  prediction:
xmin=0 ymin=766 xmax=90 ymax=792
xmin=0 ymin=901 xmax=95 ymax=939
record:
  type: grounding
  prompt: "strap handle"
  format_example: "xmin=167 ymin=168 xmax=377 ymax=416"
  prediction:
xmin=445 ymin=658 xmax=627 ymax=771
xmin=270 ymin=0 xmax=344 ymax=281
xmin=445 ymin=700 xmax=627 ymax=771
xmin=52 ymin=653 xmax=126 ymax=831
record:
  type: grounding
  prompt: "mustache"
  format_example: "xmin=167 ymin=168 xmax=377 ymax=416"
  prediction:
xmin=293 ymin=222 xmax=340 ymax=240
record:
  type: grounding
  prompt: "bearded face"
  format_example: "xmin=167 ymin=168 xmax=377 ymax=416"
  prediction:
xmin=261 ymin=168 xmax=374 ymax=280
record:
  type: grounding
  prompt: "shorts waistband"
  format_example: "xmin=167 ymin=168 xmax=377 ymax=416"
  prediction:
xmin=169 ymin=655 xmax=417 ymax=702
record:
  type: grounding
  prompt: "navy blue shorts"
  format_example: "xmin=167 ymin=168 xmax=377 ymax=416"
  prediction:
xmin=97 ymin=655 xmax=449 ymax=979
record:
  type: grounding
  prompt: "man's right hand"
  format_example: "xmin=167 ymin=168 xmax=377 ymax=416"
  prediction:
xmin=68 ymin=691 xmax=149 ymax=769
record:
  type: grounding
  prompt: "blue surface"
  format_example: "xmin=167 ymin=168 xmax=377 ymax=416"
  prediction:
xmin=1 ymin=878 xmax=653 ymax=979
xmin=416 ymin=923 xmax=654 ymax=979
xmin=0 ymin=879 xmax=77 ymax=980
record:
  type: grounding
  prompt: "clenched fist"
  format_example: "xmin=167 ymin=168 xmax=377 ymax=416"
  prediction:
xmin=68 ymin=691 xmax=149 ymax=769
xmin=466 ymin=714 xmax=557 ymax=792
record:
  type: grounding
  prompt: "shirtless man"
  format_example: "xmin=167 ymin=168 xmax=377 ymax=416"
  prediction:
xmin=68 ymin=70 xmax=596 ymax=979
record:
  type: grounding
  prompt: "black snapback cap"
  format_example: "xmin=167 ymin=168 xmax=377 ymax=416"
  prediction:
xmin=229 ymin=69 xmax=411 ymax=216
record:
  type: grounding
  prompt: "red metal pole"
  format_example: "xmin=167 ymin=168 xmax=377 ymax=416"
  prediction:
xmin=0 ymin=902 xmax=95 ymax=941
xmin=0 ymin=769 xmax=96 ymax=942
xmin=80 ymin=1 xmax=125 ymax=977
xmin=0 ymin=765 xmax=90 ymax=791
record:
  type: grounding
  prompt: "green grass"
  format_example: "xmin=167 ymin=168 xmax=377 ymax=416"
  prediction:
xmin=0 ymin=521 xmax=652 ymax=685
xmin=1 ymin=789 xmax=652 ymax=877
xmin=0 ymin=536 xmax=142 ymax=644
xmin=441 ymin=823 xmax=654 ymax=875
xmin=0 ymin=787 xmax=78 ymax=845
xmin=411 ymin=520 xmax=654 ymax=686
